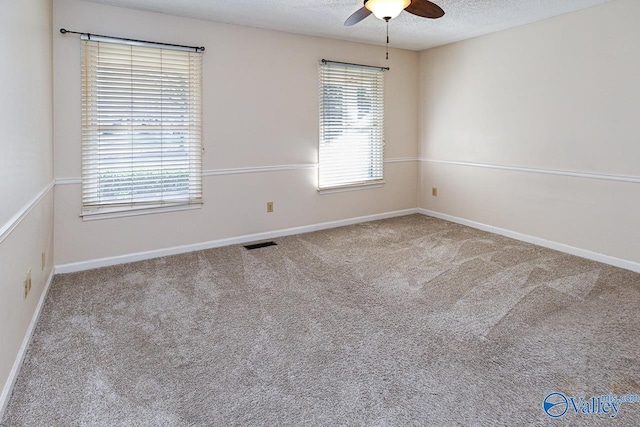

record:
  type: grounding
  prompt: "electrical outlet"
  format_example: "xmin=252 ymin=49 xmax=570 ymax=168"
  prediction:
xmin=432 ymin=187 xmax=438 ymax=197
xmin=23 ymin=269 xmax=32 ymax=299
xmin=267 ymin=202 xmax=274 ymax=213
xmin=42 ymin=251 xmax=46 ymax=270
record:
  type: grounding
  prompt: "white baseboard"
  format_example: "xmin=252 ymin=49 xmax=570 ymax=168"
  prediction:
xmin=55 ymin=208 xmax=419 ymax=274
xmin=0 ymin=269 xmax=55 ymax=420
xmin=419 ymin=209 xmax=640 ymax=273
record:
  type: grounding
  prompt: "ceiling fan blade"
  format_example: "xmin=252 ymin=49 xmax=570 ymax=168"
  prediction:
xmin=405 ymin=0 xmax=445 ymax=19
xmin=344 ymin=7 xmax=372 ymax=26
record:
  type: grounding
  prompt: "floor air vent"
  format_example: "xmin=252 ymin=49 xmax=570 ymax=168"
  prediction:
xmin=244 ymin=241 xmax=277 ymax=250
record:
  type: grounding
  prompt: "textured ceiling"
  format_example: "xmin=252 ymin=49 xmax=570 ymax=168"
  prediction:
xmin=85 ymin=0 xmax=616 ymax=50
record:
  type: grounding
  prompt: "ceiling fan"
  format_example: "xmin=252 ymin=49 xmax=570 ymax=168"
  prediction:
xmin=345 ymin=0 xmax=444 ymax=59
xmin=345 ymin=0 xmax=445 ymax=26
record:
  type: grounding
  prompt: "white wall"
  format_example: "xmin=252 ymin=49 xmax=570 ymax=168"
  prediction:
xmin=0 ymin=0 xmax=54 ymax=412
xmin=418 ymin=0 xmax=640 ymax=265
xmin=53 ymin=0 xmax=419 ymax=266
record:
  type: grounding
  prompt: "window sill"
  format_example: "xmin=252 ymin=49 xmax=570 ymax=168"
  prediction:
xmin=317 ymin=181 xmax=385 ymax=195
xmin=80 ymin=203 xmax=202 ymax=221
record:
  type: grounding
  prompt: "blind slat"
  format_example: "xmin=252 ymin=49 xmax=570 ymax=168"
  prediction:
xmin=81 ymin=40 xmax=203 ymax=213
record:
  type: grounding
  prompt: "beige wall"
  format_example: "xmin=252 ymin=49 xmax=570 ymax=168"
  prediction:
xmin=0 ymin=0 xmax=53 ymax=225
xmin=53 ymin=0 xmax=419 ymax=266
xmin=418 ymin=0 xmax=640 ymax=264
xmin=0 ymin=0 xmax=54 ymax=409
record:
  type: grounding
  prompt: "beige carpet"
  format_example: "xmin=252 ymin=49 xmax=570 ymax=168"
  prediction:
xmin=2 ymin=214 xmax=640 ymax=425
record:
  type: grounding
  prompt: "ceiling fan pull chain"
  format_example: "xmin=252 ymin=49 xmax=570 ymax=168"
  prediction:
xmin=386 ymin=18 xmax=389 ymax=60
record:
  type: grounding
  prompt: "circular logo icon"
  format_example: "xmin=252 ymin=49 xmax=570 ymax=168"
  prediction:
xmin=543 ymin=392 xmax=569 ymax=418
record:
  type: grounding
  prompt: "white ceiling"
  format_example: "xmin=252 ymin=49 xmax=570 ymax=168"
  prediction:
xmin=85 ymin=0 xmax=616 ymax=51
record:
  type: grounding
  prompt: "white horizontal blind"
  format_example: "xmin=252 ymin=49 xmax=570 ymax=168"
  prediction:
xmin=319 ymin=61 xmax=384 ymax=189
xmin=81 ymin=39 xmax=203 ymax=214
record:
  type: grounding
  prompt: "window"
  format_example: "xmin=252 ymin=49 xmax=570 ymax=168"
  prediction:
xmin=318 ymin=60 xmax=385 ymax=190
xmin=81 ymin=38 xmax=203 ymax=217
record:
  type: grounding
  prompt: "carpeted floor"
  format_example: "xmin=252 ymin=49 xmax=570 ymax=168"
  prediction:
xmin=2 ymin=214 xmax=640 ymax=426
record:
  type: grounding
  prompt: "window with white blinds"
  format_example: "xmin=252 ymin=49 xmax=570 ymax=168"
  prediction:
xmin=318 ymin=61 xmax=384 ymax=190
xmin=81 ymin=39 xmax=203 ymax=216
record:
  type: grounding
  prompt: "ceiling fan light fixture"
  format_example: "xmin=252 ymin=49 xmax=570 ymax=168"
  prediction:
xmin=365 ymin=0 xmax=411 ymax=21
